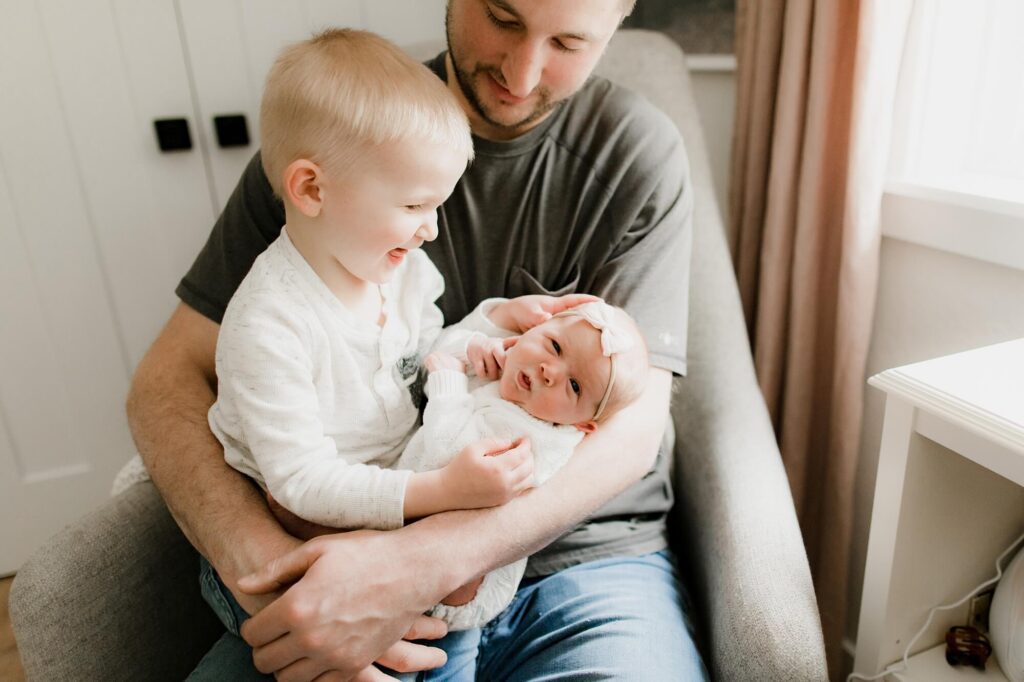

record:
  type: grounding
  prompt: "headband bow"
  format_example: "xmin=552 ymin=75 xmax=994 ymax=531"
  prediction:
xmin=554 ymin=301 xmax=633 ymax=420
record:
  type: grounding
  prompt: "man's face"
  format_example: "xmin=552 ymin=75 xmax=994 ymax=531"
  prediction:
xmin=445 ymin=0 xmax=624 ymax=140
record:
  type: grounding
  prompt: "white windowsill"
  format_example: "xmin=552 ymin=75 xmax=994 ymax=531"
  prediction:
xmin=880 ymin=182 xmax=1024 ymax=272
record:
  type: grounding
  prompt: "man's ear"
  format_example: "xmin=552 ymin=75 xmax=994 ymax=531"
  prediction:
xmin=282 ymin=159 xmax=324 ymax=217
xmin=574 ymin=420 xmax=597 ymax=434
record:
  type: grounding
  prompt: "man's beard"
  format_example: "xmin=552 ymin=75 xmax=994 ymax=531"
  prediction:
xmin=446 ymin=13 xmax=562 ymax=133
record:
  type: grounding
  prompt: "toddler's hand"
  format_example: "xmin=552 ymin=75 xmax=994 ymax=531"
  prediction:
xmin=489 ymin=294 xmax=600 ymax=333
xmin=424 ymin=351 xmax=466 ymax=374
xmin=466 ymin=335 xmax=518 ymax=380
xmin=439 ymin=437 xmax=534 ymax=509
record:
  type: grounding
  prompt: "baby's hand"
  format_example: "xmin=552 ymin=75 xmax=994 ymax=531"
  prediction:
xmin=439 ymin=437 xmax=534 ymax=509
xmin=489 ymin=294 xmax=600 ymax=333
xmin=466 ymin=335 xmax=518 ymax=380
xmin=424 ymin=351 xmax=466 ymax=374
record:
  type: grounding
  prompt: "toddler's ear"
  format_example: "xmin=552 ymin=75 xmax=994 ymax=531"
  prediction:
xmin=574 ymin=420 xmax=597 ymax=434
xmin=502 ymin=336 xmax=520 ymax=350
xmin=283 ymin=159 xmax=323 ymax=217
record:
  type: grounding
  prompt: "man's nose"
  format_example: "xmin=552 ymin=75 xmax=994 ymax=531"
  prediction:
xmin=501 ymin=39 xmax=543 ymax=98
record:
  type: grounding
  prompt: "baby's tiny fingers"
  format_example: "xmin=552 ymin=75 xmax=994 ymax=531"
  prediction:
xmin=471 ymin=356 xmax=486 ymax=377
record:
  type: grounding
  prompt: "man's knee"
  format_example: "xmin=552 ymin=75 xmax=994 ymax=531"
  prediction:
xmin=479 ymin=553 xmax=707 ymax=680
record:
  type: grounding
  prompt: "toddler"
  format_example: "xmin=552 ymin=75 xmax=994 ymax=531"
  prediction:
xmin=207 ymin=27 xmax=524 ymax=541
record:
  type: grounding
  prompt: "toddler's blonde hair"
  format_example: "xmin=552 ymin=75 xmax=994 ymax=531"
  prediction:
xmin=260 ymin=28 xmax=473 ymax=196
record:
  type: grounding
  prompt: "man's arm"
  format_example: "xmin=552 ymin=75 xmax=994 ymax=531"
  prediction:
xmin=128 ymin=302 xmax=450 ymax=679
xmin=237 ymin=367 xmax=673 ymax=679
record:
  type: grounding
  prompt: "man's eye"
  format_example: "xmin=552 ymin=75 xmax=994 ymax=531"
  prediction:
xmin=485 ymin=6 xmax=519 ymax=29
xmin=405 ymin=204 xmax=423 ymax=211
xmin=570 ymin=378 xmax=581 ymax=395
xmin=553 ymin=40 xmax=579 ymax=53
xmin=552 ymin=340 xmax=561 ymax=355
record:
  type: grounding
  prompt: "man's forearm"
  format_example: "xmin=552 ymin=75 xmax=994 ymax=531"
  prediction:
xmin=405 ymin=369 xmax=673 ymax=590
xmin=126 ymin=305 xmax=290 ymax=587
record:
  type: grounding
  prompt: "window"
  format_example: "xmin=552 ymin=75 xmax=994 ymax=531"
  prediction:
xmin=888 ymin=1 xmax=1024 ymax=205
xmin=882 ymin=0 xmax=1024 ymax=271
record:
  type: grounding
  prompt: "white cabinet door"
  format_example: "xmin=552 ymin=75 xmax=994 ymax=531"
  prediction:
xmin=0 ymin=0 xmax=215 ymax=575
xmin=177 ymin=0 xmax=447 ymax=210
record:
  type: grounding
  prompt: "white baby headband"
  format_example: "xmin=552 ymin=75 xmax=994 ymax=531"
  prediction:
xmin=554 ymin=301 xmax=635 ymax=420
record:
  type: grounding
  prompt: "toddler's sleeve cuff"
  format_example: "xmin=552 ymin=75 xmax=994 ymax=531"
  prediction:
xmin=426 ymin=370 xmax=469 ymax=397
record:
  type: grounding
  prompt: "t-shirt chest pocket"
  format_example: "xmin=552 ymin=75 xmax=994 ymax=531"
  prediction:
xmin=506 ymin=264 xmax=582 ymax=298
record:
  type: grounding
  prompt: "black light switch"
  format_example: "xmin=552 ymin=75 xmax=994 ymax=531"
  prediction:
xmin=153 ymin=118 xmax=192 ymax=152
xmin=214 ymin=114 xmax=250 ymax=148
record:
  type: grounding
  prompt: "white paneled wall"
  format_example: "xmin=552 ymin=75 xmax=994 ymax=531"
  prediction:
xmin=178 ymin=0 xmax=446 ymax=210
xmin=0 ymin=0 xmax=142 ymax=574
xmin=41 ymin=0 xmax=217 ymax=367
xmin=0 ymin=0 xmax=448 ymax=575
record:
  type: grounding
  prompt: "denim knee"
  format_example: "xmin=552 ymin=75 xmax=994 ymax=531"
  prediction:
xmin=199 ymin=556 xmax=250 ymax=636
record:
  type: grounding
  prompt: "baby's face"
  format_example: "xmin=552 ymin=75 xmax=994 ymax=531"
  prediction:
xmin=498 ymin=315 xmax=611 ymax=428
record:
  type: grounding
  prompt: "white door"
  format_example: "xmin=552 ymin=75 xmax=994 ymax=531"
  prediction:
xmin=0 ymin=0 xmax=215 ymax=575
xmin=176 ymin=0 xmax=447 ymax=209
xmin=0 ymin=0 xmax=449 ymax=575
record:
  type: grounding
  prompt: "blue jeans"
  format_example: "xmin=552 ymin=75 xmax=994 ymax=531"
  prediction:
xmin=190 ymin=550 xmax=708 ymax=681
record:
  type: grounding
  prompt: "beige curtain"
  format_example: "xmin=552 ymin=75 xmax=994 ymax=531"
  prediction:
xmin=730 ymin=0 xmax=912 ymax=677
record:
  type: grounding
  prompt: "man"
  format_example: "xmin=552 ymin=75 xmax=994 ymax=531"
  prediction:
xmin=128 ymin=0 xmax=706 ymax=679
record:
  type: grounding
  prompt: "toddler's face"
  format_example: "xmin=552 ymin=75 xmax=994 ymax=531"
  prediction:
xmin=498 ymin=315 xmax=610 ymax=429
xmin=315 ymin=139 xmax=466 ymax=284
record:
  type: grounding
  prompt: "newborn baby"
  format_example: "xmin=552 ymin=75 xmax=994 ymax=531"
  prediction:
xmin=397 ymin=298 xmax=650 ymax=630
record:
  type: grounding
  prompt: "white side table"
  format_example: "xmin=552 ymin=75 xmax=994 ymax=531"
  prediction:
xmin=854 ymin=339 xmax=1024 ymax=680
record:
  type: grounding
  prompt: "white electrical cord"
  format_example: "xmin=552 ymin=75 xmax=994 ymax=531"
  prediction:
xmin=847 ymin=528 xmax=1024 ymax=682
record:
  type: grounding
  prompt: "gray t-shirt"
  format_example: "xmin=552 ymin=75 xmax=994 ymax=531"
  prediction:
xmin=177 ymin=52 xmax=693 ymax=576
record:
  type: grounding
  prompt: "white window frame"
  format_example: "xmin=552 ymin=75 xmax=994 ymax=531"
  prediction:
xmin=881 ymin=181 xmax=1024 ymax=272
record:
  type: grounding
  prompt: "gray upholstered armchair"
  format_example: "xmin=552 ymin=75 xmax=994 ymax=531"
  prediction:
xmin=10 ymin=30 xmax=827 ymax=681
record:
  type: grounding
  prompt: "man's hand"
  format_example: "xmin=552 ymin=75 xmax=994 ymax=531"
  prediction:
xmin=353 ymin=616 xmax=450 ymax=681
xmin=237 ymin=530 xmax=453 ymax=681
xmin=227 ymin=531 xmax=303 ymax=617
xmin=488 ymin=293 xmax=599 ymax=333
xmin=263 ymin=495 xmax=451 ymax=680
xmin=466 ymin=335 xmax=518 ymax=380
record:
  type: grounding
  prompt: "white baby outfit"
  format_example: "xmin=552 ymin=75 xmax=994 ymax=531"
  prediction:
xmin=396 ymin=302 xmax=585 ymax=630
xmin=398 ymin=375 xmax=582 ymax=630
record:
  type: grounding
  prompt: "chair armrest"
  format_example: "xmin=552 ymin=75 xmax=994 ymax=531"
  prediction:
xmin=671 ymin=198 xmax=828 ymax=680
xmin=9 ymin=481 xmax=221 ymax=681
